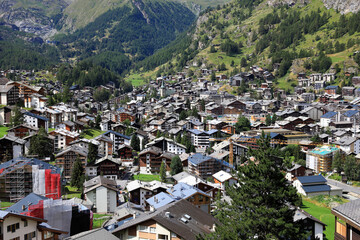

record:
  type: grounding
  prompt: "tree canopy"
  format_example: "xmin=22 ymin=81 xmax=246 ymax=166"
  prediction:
xmin=28 ymin=127 xmax=53 ymax=158
xmin=170 ymin=156 xmax=183 ymax=175
xmin=206 ymin=133 xmax=308 ymax=239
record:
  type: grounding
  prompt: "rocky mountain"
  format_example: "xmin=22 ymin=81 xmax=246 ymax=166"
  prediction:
xmin=0 ymin=0 xmax=71 ymax=38
xmin=322 ymin=0 xmax=360 ymax=14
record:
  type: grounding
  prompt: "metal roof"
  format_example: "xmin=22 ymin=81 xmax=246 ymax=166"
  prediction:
xmin=302 ymin=184 xmax=331 ymax=193
xmin=146 ymin=192 xmax=176 ymax=209
xmin=297 ymin=175 xmax=327 ymax=185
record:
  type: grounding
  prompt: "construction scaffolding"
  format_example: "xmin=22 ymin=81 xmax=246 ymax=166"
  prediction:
xmin=0 ymin=157 xmax=61 ymax=202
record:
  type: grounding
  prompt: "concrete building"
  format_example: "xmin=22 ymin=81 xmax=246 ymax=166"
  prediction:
xmin=306 ymin=146 xmax=339 ymax=173
xmin=83 ymin=176 xmax=118 ymax=213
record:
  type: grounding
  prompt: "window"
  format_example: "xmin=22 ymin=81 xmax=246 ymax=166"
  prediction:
xmin=139 ymin=225 xmax=148 ymax=232
xmin=24 ymin=220 xmax=28 ymax=227
xmin=10 ymin=237 xmax=20 ymax=240
xmin=24 ymin=231 xmax=35 ymax=240
xmin=7 ymin=223 xmax=19 ymax=233
xmin=150 ymin=227 xmax=156 ymax=233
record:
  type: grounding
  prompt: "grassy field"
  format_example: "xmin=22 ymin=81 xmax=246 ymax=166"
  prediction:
xmin=93 ymin=213 xmax=112 ymax=228
xmin=0 ymin=126 xmax=9 ymax=138
xmin=63 ymin=185 xmax=82 ymax=199
xmin=126 ymin=74 xmax=146 ymax=87
xmin=133 ymin=174 xmax=160 ymax=182
xmin=0 ymin=201 xmax=14 ymax=209
xmin=81 ymin=129 xmax=105 ymax=139
xmin=301 ymin=198 xmax=335 ymax=240
xmin=48 ymin=128 xmax=55 ymax=133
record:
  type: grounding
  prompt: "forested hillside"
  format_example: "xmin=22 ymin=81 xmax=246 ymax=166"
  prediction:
xmin=142 ymin=0 xmax=360 ymax=90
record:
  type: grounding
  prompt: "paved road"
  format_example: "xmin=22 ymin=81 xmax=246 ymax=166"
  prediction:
xmin=327 ymin=178 xmax=360 ymax=195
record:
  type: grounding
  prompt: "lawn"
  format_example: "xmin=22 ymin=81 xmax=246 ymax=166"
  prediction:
xmin=0 ymin=126 xmax=9 ymax=138
xmin=93 ymin=213 xmax=112 ymax=228
xmin=133 ymin=174 xmax=160 ymax=182
xmin=81 ymin=129 xmax=105 ymax=139
xmin=48 ymin=128 xmax=55 ymax=133
xmin=63 ymin=185 xmax=82 ymax=199
xmin=301 ymin=198 xmax=335 ymax=240
xmin=0 ymin=201 xmax=14 ymax=209
xmin=126 ymin=74 xmax=146 ymax=87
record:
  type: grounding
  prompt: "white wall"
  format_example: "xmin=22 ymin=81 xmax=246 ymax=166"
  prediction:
xmin=96 ymin=186 xmax=108 ymax=213
xmin=3 ymin=216 xmax=39 ymax=240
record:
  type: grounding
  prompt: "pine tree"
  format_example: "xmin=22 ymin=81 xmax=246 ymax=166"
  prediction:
xmin=170 ymin=156 xmax=183 ymax=175
xmin=95 ymin=114 xmax=101 ymax=129
xmin=265 ymin=114 xmax=272 ymax=126
xmin=160 ymin=161 xmax=166 ymax=182
xmin=87 ymin=143 xmax=98 ymax=164
xmin=10 ymin=106 xmax=24 ymax=127
xmin=205 ymin=133 xmax=308 ymax=240
xmin=70 ymin=156 xmax=85 ymax=190
xmin=332 ymin=151 xmax=344 ymax=172
xmin=28 ymin=127 xmax=53 ymax=158
xmin=130 ymin=134 xmax=140 ymax=151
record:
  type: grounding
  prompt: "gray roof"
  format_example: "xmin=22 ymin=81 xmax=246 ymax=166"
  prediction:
xmin=112 ymin=199 xmax=218 ymax=240
xmin=65 ymin=228 xmax=118 ymax=240
xmin=332 ymin=199 xmax=360 ymax=225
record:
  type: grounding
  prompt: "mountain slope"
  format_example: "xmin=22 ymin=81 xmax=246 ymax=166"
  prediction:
xmin=140 ymin=0 xmax=360 ymax=90
xmin=54 ymin=0 xmax=196 ymax=66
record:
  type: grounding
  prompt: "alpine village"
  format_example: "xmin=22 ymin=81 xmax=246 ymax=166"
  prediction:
xmin=2 ymin=0 xmax=360 ymax=239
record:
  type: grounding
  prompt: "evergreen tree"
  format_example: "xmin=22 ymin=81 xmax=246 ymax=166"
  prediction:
xmin=179 ymin=110 xmax=187 ymax=120
xmin=170 ymin=156 xmax=183 ymax=175
xmin=235 ymin=115 xmax=251 ymax=133
xmin=200 ymin=99 xmax=206 ymax=111
xmin=160 ymin=161 xmax=166 ymax=182
xmin=265 ymin=115 xmax=272 ymax=126
xmin=87 ymin=143 xmax=98 ymax=164
xmin=10 ymin=106 xmax=24 ymax=127
xmin=156 ymin=130 xmax=162 ymax=138
xmin=332 ymin=151 xmax=344 ymax=173
xmin=28 ymin=127 xmax=53 ymax=158
xmin=206 ymin=133 xmax=308 ymax=240
xmin=70 ymin=156 xmax=85 ymax=190
xmin=211 ymin=72 xmax=216 ymax=81
xmin=95 ymin=114 xmax=101 ymax=129
xmin=185 ymin=99 xmax=191 ymax=109
xmin=176 ymin=134 xmax=182 ymax=144
xmin=240 ymin=57 xmax=247 ymax=68
xmin=310 ymin=134 xmax=322 ymax=143
xmin=130 ymin=134 xmax=140 ymax=151
xmin=344 ymin=155 xmax=360 ymax=181
xmin=271 ymin=113 xmax=277 ymax=124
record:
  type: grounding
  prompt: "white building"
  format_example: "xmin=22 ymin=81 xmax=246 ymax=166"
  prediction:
xmin=24 ymin=112 xmax=49 ymax=132
xmin=84 ymin=176 xmax=118 ymax=213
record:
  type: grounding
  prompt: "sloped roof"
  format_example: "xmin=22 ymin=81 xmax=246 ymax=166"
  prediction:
xmin=103 ymin=130 xmax=130 ymax=140
xmin=7 ymin=193 xmax=48 ymax=213
xmin=212 ymin=170 xmax=232 ymax=182
xmin=112 ymin=199 xmax=218 ymax=240
xmin=146 ymin=192 xmax=176 ymax=209
xmin=167 ymin=183 xmax=210 ymax=199
xmin=332 ymin=199 xmax=360 ymax=225
xmin=302 ymin=184 xmax=331 ymax=193
xmin=296 ymin=175 xmax=327 ymax=185
xmin=320 ymin=111 xmax=337 ymax=119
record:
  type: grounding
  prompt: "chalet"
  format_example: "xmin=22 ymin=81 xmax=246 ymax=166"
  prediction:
xmin=24 ymin=93 xmax=47 ymax=109
xmin=0 ymin=85 xmax=19 ymax=105
xmin=24 ymin=112 xmax=49 ymax=132
xmin=145 ymin=137 xmax=186 ymax=155
xmin=7 ymin=124 xmax=39 ymax=138
xmin=332 ymin=199 xmax=360 ymax=240
xmin=102 ymin=130 xmax=130 ymax=152
xmin=213 ymin=170 xmax=236 ymax=190
xmin=0 ymin=135 xmax=26 ymax=161
xmin=167 ymin=183 xmax=212 ymax=213
xmin=49 ymin=129 xmax=80 ymax=152
xmin=138 ymin=147 xmax=175 ymax=174
xmin=55 ymin=145 xmax=87 ymax=179
xmin=325 ymin=86 xmax=338 ymax=96
xmin=126 ymin=180 xmax=168 ymax=207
